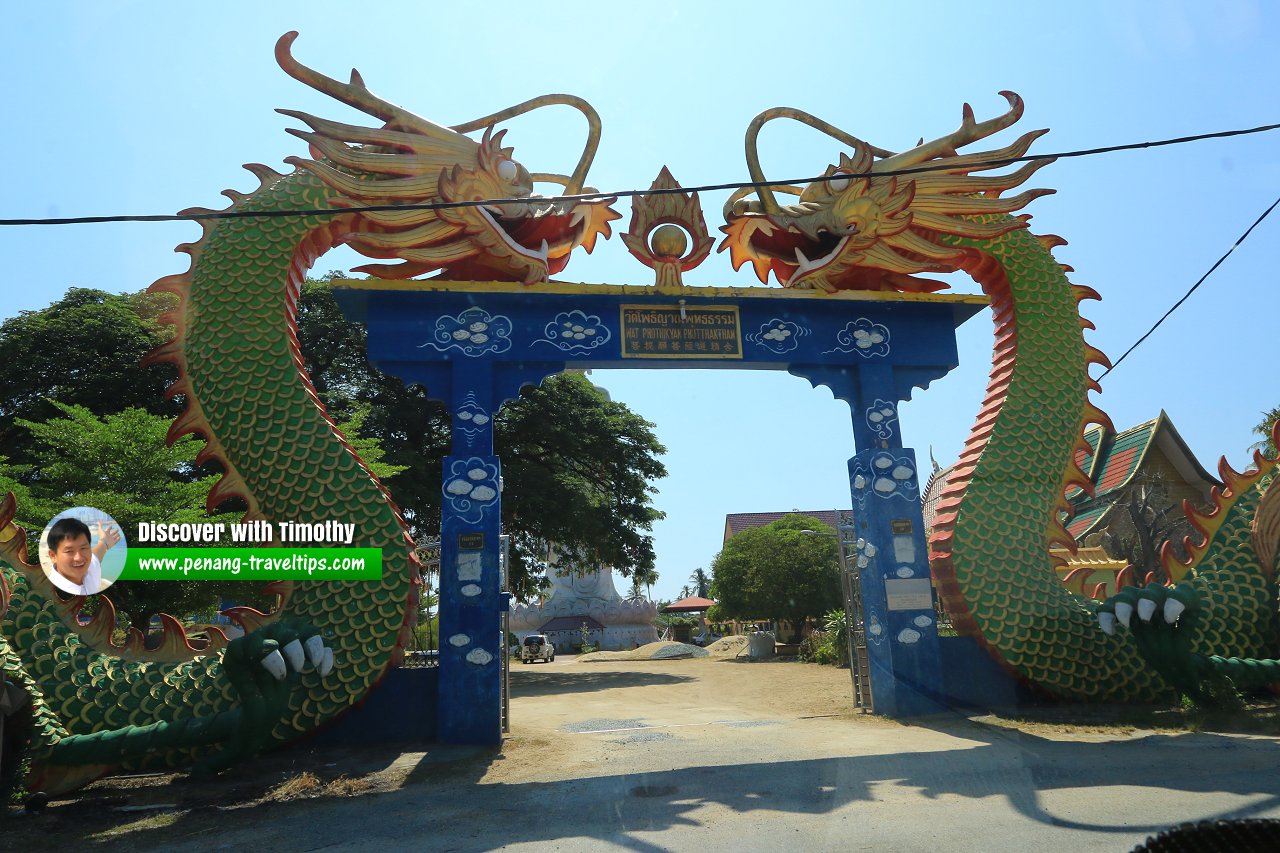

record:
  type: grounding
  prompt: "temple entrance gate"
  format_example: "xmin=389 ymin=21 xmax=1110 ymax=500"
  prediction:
xmin=333 ymin=276 xmax=985 ymax=744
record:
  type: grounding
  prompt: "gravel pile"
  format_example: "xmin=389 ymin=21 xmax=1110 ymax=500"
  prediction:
xmin=577 ymin=641 xmax=709 ymax=662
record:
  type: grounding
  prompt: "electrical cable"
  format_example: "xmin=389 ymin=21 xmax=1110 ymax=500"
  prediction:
xmin=1 ymin=121 xmax=1277 ymax=227
xmin=1098 ymin=193 xmax=1280 ymax=379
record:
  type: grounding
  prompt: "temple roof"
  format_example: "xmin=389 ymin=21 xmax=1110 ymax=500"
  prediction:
xmin=663 ymin=596 xmax=716 ymax=612
xmin=724 ymin=509 xmax=846 ymax=543
xmin=923 ymin=411 xmax=1218 ymax=542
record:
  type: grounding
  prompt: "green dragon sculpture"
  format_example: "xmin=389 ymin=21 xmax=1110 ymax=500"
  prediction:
xmin=0 ymin=32 xmax=616 ymax=798
xmin=720 ymin=94 xmax=1280 ymax=703
xmin=2 ymin=39 xmax=1276 ymax=801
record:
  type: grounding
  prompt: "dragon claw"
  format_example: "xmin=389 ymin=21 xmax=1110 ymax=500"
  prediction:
xmin=1164 ymin=597 xmax=1187 ymax=624
xmin=1097 ymin=611 xmax=1116 ymax=635
xmin=260 ymin=649 xmax=288 ymax=681
xmin=305 ymin=634 xmax=325 ymax=667
xmin=282 ymin=638 xmax=305 ymax=671
xmin=1137 ymin=598 xmax=1158 ymax=623
xmin=319 ymin=647 xmax=335 ymax=677
xmin=1114 ymin=601 xmax=1133 ymax=628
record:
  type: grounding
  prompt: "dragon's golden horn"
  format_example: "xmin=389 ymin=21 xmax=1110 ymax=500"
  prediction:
xmin=722 ymin=184 xmax=803 ymax=218
xmin=875 ymin=91 xmax=1025 ymax=173
xmin=740 ymin=108 xmax=895 ymax=217
xmin=275 ymin=32 xmax=470 ymax=147
xmin=450 ymin=95 xmax=602 ymax=195
xmin=278 ymin=110 xmax=475 ymax=160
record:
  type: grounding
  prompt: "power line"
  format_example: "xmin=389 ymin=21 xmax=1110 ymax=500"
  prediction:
xmin=1098 ymin=192 xmax=1280 ymax=380
xmin=1 ymin=121 xmax=1278 ymax=227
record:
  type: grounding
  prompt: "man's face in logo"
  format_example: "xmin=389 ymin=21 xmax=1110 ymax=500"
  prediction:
xmin=49 ymin=533 xmax=92 ymax=584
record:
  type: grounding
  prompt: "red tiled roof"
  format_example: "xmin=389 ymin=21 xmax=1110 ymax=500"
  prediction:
xmin=662 ymin=596 xmax=716 ymax=612
xmin=724 ymin=510 xmax=846 ymax=542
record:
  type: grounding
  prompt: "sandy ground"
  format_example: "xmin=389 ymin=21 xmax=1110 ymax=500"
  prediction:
xmin=9 ymin=656 xmax=1280 ymax=851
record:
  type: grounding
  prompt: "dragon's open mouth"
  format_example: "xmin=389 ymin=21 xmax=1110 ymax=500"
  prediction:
xmin=484 ymin=205 xmax=590 ymax=275
xmin=736 ymin=218 xmax=950 ymax=293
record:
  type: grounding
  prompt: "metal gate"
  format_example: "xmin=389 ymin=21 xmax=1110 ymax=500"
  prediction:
xmin=837 ymin=514 xmax=873 ymax=712
xmin=500 ymin=534 xmax=511 ymax=733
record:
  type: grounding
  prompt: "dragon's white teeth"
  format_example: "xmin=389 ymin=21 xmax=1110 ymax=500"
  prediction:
xmin=1164 ymin=598 xmax=1187 ymax=624
xmin=282 ymin=639 xmax=305 ymax=671
xmin=485 ymin=205 xmax=504 ymax=215
xmin=305 ymin=635 xmax=325 ymax=667
xmin=261 ymin=649 xmax=288 ymax=681
xmin=1115 ymin=602 xmax=1133 ymax=629
xmin=1137 ymin=598 xmax=1157 ymax=623
xmin=539 ymin=239 xmax=549 ymax=262
xmin=794 ymin=247 xmax=811 ymax=272
xmin=1098 ymin=612 xmax=1116 ymax=635
xmin=569 ymin=207 xmax=586 ymax=228
xmin=319 ymin=647 xmax=335 ymax=678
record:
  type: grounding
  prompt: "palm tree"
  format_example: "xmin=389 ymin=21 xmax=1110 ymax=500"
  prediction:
xmin=689 ymin=567 xmax=710 ymax=598
xmin=680 ymin=585 xmax=693 ymax=599
xmin=625 ymin=573 xmax=648 ymax=604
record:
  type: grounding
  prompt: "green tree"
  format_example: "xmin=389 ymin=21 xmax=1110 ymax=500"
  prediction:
xmin=0 ymin=288 xmax=179 ymax=469
xmin=709 ymin=514 xmax=843 ymax=642
xmin=688 ymin=567 xmax=710 ymax=598
xmin=627 ymin=565 xmax=658 ymax=602
xmin=1 ymin=282 xmax=669 ymax=606
xmin=1254 ymin=406 xmax=1280 ymax=457
xmin=0 ymin=402 xmax=271 ymax=631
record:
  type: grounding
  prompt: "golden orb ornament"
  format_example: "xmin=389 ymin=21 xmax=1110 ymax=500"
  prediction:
xmin=650 ymin=224 xmax=688 ymax=258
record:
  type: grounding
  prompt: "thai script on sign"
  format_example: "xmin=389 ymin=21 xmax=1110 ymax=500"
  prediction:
xmin=620 ymin=305 xmax=742 ymax=358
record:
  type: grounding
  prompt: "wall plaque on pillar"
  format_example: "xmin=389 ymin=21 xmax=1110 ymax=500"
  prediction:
xmin=458 ymin=532 xmax=485 ymax=550
xmin=885 ymin=578 xmax=933 ymax=611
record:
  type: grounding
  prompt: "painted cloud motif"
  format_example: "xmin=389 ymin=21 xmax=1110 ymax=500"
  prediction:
xmin=443 ymin=456 xmax=501 ymax=523
xmin=866 ymin=399 xmax=898 ymax=441
xmin=534 ymin=310 xmax=611 ymax=352
xmin=826 ymin=318 xmax=890 ymax=358
xmin=851 ymin=451 xmax=919 ymax=506
xmin=745 ymin=318 xmax=810 ymax=354
xmin=420 ymin=307 xmax=513 ymax=356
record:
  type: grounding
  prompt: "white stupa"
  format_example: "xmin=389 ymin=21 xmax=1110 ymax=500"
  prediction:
xmin=509 ymin=565 xmax=658 ymax=651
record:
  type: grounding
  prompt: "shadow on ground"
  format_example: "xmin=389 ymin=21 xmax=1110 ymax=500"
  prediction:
xmin=509 ymin=668 xmax=694 ymax=697
xmin=11 ymin=712 xmax=1280 ymax=851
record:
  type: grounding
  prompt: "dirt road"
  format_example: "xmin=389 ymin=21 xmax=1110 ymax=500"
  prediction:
xmin=12 ymin=655 xmax=1280 ymax=851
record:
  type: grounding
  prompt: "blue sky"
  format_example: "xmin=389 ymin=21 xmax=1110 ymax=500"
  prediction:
xmin=4 ymin=2 xmax=1277 ymax=602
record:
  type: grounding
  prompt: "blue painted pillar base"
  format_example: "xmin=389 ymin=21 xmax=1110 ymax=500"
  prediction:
xmin=849 ymin=447 xmax=947 ymax=717
xmin=436 ymin=452 xmax=503 ymax=745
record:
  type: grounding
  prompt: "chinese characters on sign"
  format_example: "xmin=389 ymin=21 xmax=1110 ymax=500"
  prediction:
xmin=619 ymin=305 xmax=742 ymax=359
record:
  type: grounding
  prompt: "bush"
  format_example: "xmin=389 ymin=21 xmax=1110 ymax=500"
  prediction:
xmin=800 ymin=630 xmax=841 ymax=666
xmin=799 ymin=632 xmax=822 ymax=662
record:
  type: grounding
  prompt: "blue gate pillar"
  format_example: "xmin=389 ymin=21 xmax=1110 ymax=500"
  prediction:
xmin=437 ymin=361 xmax=504 ymax=744
xmin=849 ymin=362 xmax=946 ymax=716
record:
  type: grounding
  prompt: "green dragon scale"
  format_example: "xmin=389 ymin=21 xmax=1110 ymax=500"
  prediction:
xmin=2 ymin=43 xmax=1276 ymax=799
xmin=0 ymin=33 xmax=616 ymax=796
xmin=720 ymin=94 xmax=1280 ymax=702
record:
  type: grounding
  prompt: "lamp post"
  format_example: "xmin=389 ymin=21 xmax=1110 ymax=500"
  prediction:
xmin=800 ymin=523 xmax=870 ymax=712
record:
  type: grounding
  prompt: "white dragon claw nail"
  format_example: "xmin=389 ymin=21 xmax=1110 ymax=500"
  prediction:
xmin=1098 ymin=612 xmax=1116 ymax=636
xmin=1137 ymin=598 xmax=1157 ymax=623
xmin=319 ymin=647 xmax=335 ymax=677
xmin=261 ymin=649 xmax=288 ymax=681
xmin=1115 ymin=602 xmax=1133 ymax=629
xmin=1164 ymin=598 xmax=1187 ymax=624
xmin=305 ymin=635 xmax=325 ymax=667
xmin=282 ymin=639 xmax=305 ymax=671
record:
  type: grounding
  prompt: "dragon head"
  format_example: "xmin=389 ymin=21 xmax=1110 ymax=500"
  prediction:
xmin=719 ymin=93 xmax=1055 ymax=292
xmin=275 ymin=32 xmax=619 ymax=284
